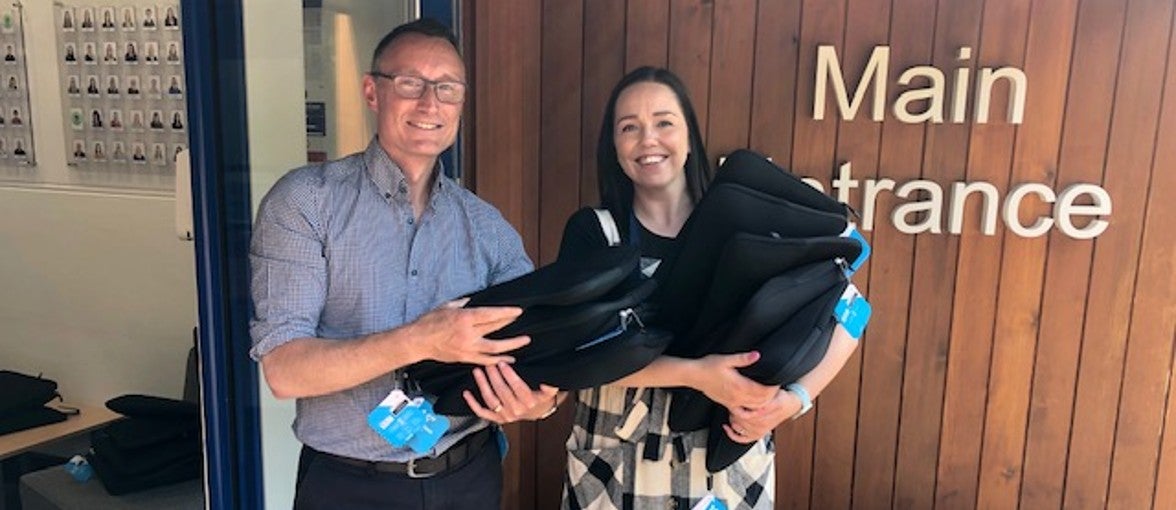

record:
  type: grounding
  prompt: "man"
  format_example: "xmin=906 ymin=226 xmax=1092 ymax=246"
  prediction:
xmin=249 ymin=18 xmax=558 ymax=509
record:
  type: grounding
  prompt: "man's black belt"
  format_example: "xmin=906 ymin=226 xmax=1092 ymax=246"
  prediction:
xmin=312 ymin=427 xmax=492 ymax=478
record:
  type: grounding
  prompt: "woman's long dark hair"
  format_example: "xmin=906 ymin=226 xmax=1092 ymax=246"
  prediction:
xmin=596 ymin=66 xmax=711 ymax=239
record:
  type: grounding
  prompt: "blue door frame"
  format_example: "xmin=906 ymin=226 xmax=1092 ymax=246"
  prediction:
xmin=184 ymin=2 xmax=457 ymax=507
xmin=182 ymin=0 xmax=262 ymax=508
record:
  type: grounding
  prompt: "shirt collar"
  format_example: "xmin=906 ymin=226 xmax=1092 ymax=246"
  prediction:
xmin=363 ymin=138 xmax=450 ymax=204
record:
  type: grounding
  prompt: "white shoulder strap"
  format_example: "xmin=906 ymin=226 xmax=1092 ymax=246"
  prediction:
xmin=594 ymin=209 xmax=621 ymax=247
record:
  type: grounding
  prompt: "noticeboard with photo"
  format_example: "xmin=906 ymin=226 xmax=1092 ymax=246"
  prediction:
xmin=55 ymin=2 xmax=186 ymax=187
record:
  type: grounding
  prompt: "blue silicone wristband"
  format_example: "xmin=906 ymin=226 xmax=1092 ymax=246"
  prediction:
xmin=785 ymin=382 xmax=813 ymax=420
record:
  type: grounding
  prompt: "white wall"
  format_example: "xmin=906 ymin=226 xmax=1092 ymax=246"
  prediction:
xmin=0 ymin=0 xmax=196 ymax=405
xmin=0 ymin=189 xmax=196 ymax=403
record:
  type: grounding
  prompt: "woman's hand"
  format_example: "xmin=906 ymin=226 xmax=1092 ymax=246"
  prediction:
xmin=462 ymin=362 xmax=560 ymax=424
xmin=723 ymin=388 xmax=801 ymax=444
xmin=690 ymin=352 xmax=779 ymax=411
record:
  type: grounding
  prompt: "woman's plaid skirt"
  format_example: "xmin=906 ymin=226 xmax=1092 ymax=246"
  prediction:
xmin=562 ymin=384 xmax=775 ymax=510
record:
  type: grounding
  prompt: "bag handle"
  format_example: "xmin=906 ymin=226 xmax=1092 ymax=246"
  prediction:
xmin=594 ymin=209 xmax=621 ymax=246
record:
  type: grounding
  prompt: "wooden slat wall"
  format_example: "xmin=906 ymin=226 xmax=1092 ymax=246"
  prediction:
xmin=464 ymin=1 xmax=1176 ymax=508
xmin=936 ymin=1 xmax=1027 ymax=508
xmin=466 ymin=1 xmax=541 ymax=508
xmin=1018 ymin=0 xmax=1124 ymax=505
xmin=827 ymin=1 xmax=884 ymax=507
xmin=1142 ymin=18 xmax=1176 ymax=508
xmin=1066 ymin=0 xmax=1173 ymax=507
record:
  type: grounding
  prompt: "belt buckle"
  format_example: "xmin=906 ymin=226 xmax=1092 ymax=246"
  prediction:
xmin=405 ymin=458 xmax=436 ymax=479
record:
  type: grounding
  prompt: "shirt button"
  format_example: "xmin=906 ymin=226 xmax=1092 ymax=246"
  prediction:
xmin=398 ymin=183 xmax=407 ymax=194
xmin=408 ymin=218 xmax=414 ymax=225
xmin=410 ymin=269 xmax=418 ymax=276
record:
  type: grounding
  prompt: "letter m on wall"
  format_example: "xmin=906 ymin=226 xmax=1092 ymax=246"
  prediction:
xmin=814 ymin=45 xmax=889 ymax=121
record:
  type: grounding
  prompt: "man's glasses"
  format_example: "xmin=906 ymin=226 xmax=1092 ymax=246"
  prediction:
xmin=370 ymin=72 xmax=466 ymax=104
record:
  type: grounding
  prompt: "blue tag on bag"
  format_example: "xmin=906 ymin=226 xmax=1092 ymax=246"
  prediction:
xmin=839 ymin=224 xmax=871 ymax=276
xmin=834 ymin=284 xmax=872 ymax=340
xmin=368 ymin=390 xmax=414 ymax=447
xmin=405 ymin=400 xmax=450 ymax=453
xmin=391 ymin=400 xmax=429 ymax=439
xmin=691 ymin=494 xmax=729 ymax=510
xmin=368 ymin=390 xmax=450 ymax=450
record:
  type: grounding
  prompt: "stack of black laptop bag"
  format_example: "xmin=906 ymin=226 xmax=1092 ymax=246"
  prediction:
xmin=87 ymin=394 xmax=201 ymax=495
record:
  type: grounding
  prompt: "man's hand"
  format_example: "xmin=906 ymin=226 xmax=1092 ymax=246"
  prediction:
xmin=462 ymin=363 xmax=560 ymax=424
xmin=691 ymin=352 xmax=779 ymax=411
xmin=723 ymin=388 xmax=800 ymax=444
xmin=412 ymin=299 xmax=530 ymax=366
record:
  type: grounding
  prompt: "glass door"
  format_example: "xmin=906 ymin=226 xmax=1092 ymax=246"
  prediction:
xmin=185 ymin=0 xmax=453 ymax=507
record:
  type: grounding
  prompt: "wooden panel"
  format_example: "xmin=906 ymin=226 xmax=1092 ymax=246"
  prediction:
xmin=1144 ymin=12 xmax=1176 ymax=509
xmin=809 ymin=0 xmax=887 ymax=507
xmin=1016 ymin=1 xmax=1116 ymax=508
xmin=974 ymin=0 xmax=1080 ymax=508
xmin=1063 ymin=0 xmax=1173 ymax=507
xmin=704 ymin=0 xmax=757 ymax=156
xmin=520 ymin=1 xmax=542 ymax=261
xmin=1107 ymin=105 xmax=1176 ymax=504
xmin=781 ymin=1 xmax=846 ymax=507
xmin=537 ymin=0 xmax=584 ymax=265
xmin=579 ymin=0 xmax=627 ymax=207
xmin=852 ymin=0 xmax=935 ymax=506
xmin=884 ymin=0 xmax=945 ymax=502
xmin=933 ymin=0 xmax=1027 ymax=508
xmin=472 ymin=0 xmax=541 ymax=250
xmin=625 ymin=0 xmax=669 ymax=70
xmin=668 ymin=0 xmax=714 ymax=133
xmin=1157 ymin=347 xmax=1176 ymax=510
xmin=892 ymin=1 xmax=983 ymax=507
xmin=748 ymin=0 xmax=800 ymax=161
xmin=460 ymin=0 xmax=478 ymax=190
xmin=534 ymin=1 xmax=585 ymax=508
xmin=470 ymin=2 xmax=541 ymax=508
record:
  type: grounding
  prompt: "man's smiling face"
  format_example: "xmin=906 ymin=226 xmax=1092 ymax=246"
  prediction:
xmin=364 ymin=33 xmax=465 ymax=172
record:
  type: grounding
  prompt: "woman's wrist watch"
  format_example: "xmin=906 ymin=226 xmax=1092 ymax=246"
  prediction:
xmin=785 ymin=383 xmax=813 ymax=420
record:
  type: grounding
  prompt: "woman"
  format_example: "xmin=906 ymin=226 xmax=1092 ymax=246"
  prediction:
xmin=558 ymin=67 xmax=859 ymax=509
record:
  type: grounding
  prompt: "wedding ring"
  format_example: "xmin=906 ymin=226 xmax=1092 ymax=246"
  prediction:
xmin=491 ymin=404 xmax=504 ymax=413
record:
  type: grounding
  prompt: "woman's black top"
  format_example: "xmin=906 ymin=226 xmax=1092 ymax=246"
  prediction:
xmin=558 ymin=206 xmax=682 ymax=286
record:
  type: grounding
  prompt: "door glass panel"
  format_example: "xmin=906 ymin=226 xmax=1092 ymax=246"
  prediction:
xmin=242 ymin=1 xmax=416 ymax=507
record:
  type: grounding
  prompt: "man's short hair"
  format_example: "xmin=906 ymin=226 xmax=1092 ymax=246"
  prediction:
xmin=370 ymin=18 xmax=459 ymax=72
